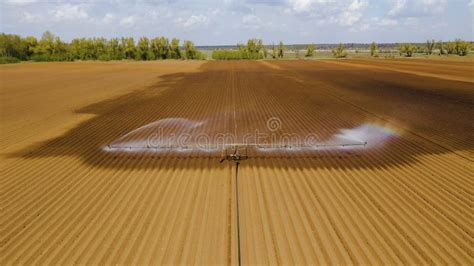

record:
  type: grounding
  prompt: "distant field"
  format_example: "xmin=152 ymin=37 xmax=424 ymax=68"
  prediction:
xmin=1 ymin=58 xmax=473 ymax=264
xmin=201 ymin=48 xmax=474 ymax=60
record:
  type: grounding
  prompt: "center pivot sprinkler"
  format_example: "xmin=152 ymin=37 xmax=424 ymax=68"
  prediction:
xmin=220 ymin=146 xmax=249 ymax=163
xmin=220 ymin=146 xmax=248 ymax=266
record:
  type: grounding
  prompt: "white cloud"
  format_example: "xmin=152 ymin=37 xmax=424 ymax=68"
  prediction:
xmin=403 ymin=17 xmax=419 ymax=26
xmin=288 ymin=0 xmax=333 ymax=13
xmin=348 ymin=0 xmax=368 ymax=11
xmin=241 ymin=14 xmax=265 ymax=30
xmin=240 ymin=13 xmax=276 ymax=31
xmin=378 ymin=18 xmax=398 ymax=26
xmin=119 ymin=16 xmax=136 ymax=27
xmin=4 ymin=0 xmax=37 ymax=5
xmin=242 ymin=14 xmax=262 ymax=25
xmin=146 ymin=10 xmax=161 ymax=20
xmin=336 ymin=0 xmax=368 ymax=26
xmin=210 ymin=8 xmax=221 ymax=16
xmin=388 ymin=0 xmax=406 ymax=16
xmin=356 ymin=16 xmax=399 ymax=31
xmin=286 ymin=0 xmax=369 ymax=27
xmin=346 ymin=12 xmax=405 ymax=32
xmin=289 ymin=0 xmax=314 ymax=12
xmin=20 ymin=11 xmax=41 ymax=23
xmin=176 ymin=14 xmax=209 ymax=28
xmin=52 ymin=4 xmax=89 ymax=21
xmin=388 ymin=0 xmax=447 ymax=17
xmin=102 ymin=13 xmax=116 ymax=24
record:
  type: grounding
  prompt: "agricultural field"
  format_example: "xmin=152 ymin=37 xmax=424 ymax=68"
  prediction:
xmin=1 ymin=58 xmax=473 ymax=264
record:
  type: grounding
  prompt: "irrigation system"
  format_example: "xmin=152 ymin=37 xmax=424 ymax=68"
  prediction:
xmin=105 ymin=141 xmax=366 ymax=266
xmin=103 ymin=63 xmax=369 ymax=264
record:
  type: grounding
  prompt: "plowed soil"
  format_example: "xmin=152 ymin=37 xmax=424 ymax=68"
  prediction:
xmin=1 ymin=59 xmax=473 ymax=264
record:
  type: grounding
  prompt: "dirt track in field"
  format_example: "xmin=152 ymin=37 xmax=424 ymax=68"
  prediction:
xmin=1 ymin=59 xmax=473 ymax=264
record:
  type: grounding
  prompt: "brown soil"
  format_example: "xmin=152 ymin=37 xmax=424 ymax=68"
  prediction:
xmin=1 ymin=59 xmax=472 ymax=264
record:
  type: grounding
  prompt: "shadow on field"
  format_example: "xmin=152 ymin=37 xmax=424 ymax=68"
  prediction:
xmin=273 ymin=60 xmax=474 ymax=151
xmin=10 ymin=60 xmax=473 ymax=170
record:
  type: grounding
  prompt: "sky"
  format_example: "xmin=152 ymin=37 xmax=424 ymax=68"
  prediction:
xmin=1 ymin=0 xmax=473 ymax=45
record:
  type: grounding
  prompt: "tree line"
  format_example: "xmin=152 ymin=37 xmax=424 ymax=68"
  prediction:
xmin=212 ymin=39 xmax=290 ymax=60
xmin=2 ymin=32 xmax=471 ymax=63
xmin=373 ymin=39 xmax=471 ymax=57
xmin=211 ymin=40 xmax=345 ymax=60
xmin=0 ymin=31 xmax=204 ymax=63
xmin=213 ymin=39 xmax=471 ymax=60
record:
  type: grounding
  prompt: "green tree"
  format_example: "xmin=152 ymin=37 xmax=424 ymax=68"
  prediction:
xmin=446 ymin=41 xmax=456 ymax=55
xmin=69 ymin=38 xmax=97 ymax=60
xmin=34 ymin=31 xmax=55 ymax=55
xmin=272 ymin=43 xmax=277 ymax=59
xmin=68 ymin=38 xmax=83 ymax=59
xmin=237 ymin=43 xmax=247 ymax=58
xmin=438 ymin=40 xmax=446 ymax=55
xmin=121 ymin=37 xmax=135 ymax=59
xmin=150 ymin=37 xmax=170 ymax=59
xmin=425 ymin=39 xmax=435 ymax=55
xmin=0 ymin=34 xmax=11 ymax=57
xmin=184 ymin=40 xmax=203 ymax=59
xmin=278 ymin=41 xmax=285 ymax=58
xmin=453 ymin=39 xmax=470 ymax=56
xmin=398 ymin=43 xmax=416 ymax=57
xmin=0 ymin=34 xmax=27 ymax=59
xmin=136 ymin=37 xmax=151 ymax=60
xmin=150 ymin=37 xmax=160 ymax=59
xmin=107 ymin=38 xmax=123 ymax=60
xmin=305 ymin=44 xmax=316 ymax=57
xmin=169 ymin=38 xmax=181 ymax=59
xmin=23 ymin=36 xmax=38 ymax=58
xmin=332 ymin=43 xmax=348 ymax=58
xmin=32 ymin=31 xmax=68 ymax=61
xmin=244 ymin=38 xmax=264 ymax=59
xmin=370 ymin=42 xmax=378 ymax=57
xmin=246 ymin=39 xmax=257 ymax=53
xmin=93 ymin=38 xmax=107 ymax=60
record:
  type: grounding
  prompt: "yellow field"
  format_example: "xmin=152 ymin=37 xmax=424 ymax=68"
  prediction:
xmin=1 ymin=59 xmax=473 ymax=264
